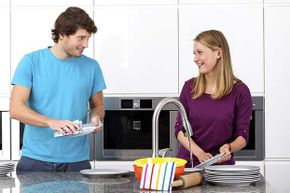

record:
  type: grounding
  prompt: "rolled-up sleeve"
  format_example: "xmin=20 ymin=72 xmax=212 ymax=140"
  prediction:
xmin=233 ymin=84 xmax=253 ymax=143
xmin=174 ymin=80 xmax=191 ymax=138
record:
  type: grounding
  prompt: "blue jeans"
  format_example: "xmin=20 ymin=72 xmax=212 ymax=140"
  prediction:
xmin=16 ymin=156 xmax=91 ymax=173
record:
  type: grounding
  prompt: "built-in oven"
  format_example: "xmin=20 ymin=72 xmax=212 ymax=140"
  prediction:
xmin=92 ymin=96 xmax=264 ymax=161
xmin=92 ymin=98 xmax=179 ymax=161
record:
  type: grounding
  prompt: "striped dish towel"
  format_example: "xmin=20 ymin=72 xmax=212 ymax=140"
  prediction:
xmin=139 ymin=162 xmax=176 ymax=191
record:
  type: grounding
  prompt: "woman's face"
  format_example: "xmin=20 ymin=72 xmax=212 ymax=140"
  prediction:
xmin=193 ymin=41 xmax=220 ymax=75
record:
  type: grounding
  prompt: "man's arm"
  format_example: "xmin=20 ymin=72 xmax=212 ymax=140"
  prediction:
xmin=9 ymin=85 xmax=78 ymax=134
xmin=89 ymin=91 xmax=105 ymax=132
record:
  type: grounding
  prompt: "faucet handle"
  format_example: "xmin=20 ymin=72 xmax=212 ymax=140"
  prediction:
xmin=158 ymin=148 xmax=172 ymax=158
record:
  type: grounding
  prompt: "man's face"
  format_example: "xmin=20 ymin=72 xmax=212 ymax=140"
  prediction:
xmin=60 ymin=28 xmax=92 ymax=58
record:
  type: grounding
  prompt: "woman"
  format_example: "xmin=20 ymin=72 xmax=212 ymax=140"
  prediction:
xmin=175 ymin=30 xmax=252 ymax=167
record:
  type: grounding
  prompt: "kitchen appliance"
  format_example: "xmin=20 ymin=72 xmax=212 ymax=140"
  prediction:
xmin=92 ymin=96 xmax=264 ymax=161
xmin=93 ymin=97 xmax=179 ymax=161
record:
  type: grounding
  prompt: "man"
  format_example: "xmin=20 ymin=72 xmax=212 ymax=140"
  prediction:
xmin=10 ymin=7 xmax=106 ymax=172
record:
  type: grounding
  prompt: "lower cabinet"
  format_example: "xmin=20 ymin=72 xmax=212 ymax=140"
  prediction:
xmin=265 ymin=160 xmax=290 ymax=193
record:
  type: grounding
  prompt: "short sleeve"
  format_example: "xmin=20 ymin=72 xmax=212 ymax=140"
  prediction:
xmin=233 ymin=83 xmax=253 ymax=143
xmin=11 ymin=54 xmax=33 ymax=89
xmin=91 ymin=61 xmax=106 ymax=95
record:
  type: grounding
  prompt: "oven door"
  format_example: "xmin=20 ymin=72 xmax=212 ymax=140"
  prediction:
xmin=92 ymin=110 xmax=178 ymax=161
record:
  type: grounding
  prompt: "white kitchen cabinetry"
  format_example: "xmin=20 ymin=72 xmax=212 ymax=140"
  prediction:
xmin=95 ymin=0 xmax=177 ymax=5
xmin=0 ymin=0 xmax=9 ymax=7
xmin=179 ymin=5 xmax=263 ymax=95
xmin=0 ymin=112 xmax=11 ymax=160
xmin=11 ymin=0 xmax=93 ymax=7
xmin=95 ymin=7 xmax=178 ymax=94
xmin=264 ymin=6 xmax=290 ymax=158
xmin=179 ymin=0 xmax=262 ymax=4
xmin=265 ymin=161 xmax=290 ymax=192
xmin=264 ymin=0 xmax=290 ymax=3
xmin=0 ymin=8 xmax=11 ymax=97
xmin=11 ymin=7 xmax=94 ymax=78
xmin=11 ymin=120 xmax=21 ymax=160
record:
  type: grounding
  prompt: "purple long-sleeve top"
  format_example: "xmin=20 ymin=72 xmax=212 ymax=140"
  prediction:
xmin=175 ymin=78 xmax=252 ymax=167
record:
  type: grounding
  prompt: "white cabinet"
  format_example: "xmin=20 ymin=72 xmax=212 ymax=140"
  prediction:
xmin=95 ymin=0 xmax=177 ymax=5
xmin=0 ymin=112 xmax=11 ymax=160
xmin=179 ymin=5 xmax=263 ymax=94
xmin=0 ymin=0 xmax=9 ymax=7
xmin=94 ymin=7 xmax=178 ymax=94
xmin=11 ymin=0 xmax=93 ymax=7
xmin=11 ymin=120 xmax=21 ymax=160
xmin=0 ymin=8 xmax=10 ymax=96
xmin=11 ymin=7 xmax=94 ymax=78
xmin=265 ymin=161 xmax=290 ymax=192
xmin=179 ymin=0 xmax=262 ymax=4
xmin=264 ymin=0 xmax=290 ymax=3
xmin=264 ymin=7 xmax=290 ymax=158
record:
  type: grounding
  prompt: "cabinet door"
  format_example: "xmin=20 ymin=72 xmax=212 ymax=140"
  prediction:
xmin=265 ymin=161 xmax=290 ymax=192
xmin=95 ymin=0 xmax=177 ymax=5
xmin=179 ymin=5 xmax=263 ymax=94
xmin=265 ymin=0 xmax=290 ymax=3
xmin=11 ymin=120 xmax=22 ymax=160
xmin=11 ymin=0 xmax=93 ymax=6
xmin=0 ymin=8 xmax=10 ymax=96
xmin=179 ymin=0 xmax=262 ymax=4
xmin=11 ymin=7 xmax=94 ymax=78
xmin=265 ymin=7 xmax=290 ymax=158
xmin=0 ymin=0 xmax=9 ymax=6
xmin=94 ymin=7 xmax=178 ymax=94
xmin=0 ymin=112 xmax=10 ymax=160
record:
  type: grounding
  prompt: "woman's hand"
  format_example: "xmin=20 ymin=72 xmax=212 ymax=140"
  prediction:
xmin=218 ymin=144 xmax=232 ymax=163
xmin=195 ymin=150 xmax=213 ymax=163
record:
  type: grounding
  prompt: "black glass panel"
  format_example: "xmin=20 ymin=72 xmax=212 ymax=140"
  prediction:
xmin=243 ymin=112 xmax=255 ymax=150
xmin=20 ymin=122 xmax=25 ymax=149
xmin=104 ymin=110 xmax=170 ymax=149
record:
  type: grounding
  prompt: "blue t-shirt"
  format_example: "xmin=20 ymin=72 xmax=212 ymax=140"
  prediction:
xmin=12 ymin=48 xmax=106 ymax=163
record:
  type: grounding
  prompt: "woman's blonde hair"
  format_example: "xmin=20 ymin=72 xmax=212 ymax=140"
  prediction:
xmin=191 ymin=30 xmax=240 ymax=100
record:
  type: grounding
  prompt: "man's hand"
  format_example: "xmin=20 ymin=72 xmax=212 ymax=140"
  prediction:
xmin=91 ymin=115 xmax=103 ymax=133
xmin=47 ymin=119 xmax=80 ymax=135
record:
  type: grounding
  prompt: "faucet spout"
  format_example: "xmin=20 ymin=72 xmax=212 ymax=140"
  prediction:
xmin=152 ymin=97 xmax=193 ymax=158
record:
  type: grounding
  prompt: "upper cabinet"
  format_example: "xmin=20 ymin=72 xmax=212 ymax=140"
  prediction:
xmin=11 ymin=0 xmax=93 ymax=7
xmin=264 ymin=0 xmax=290 ymax=3
xmin=179 ymin=0 xmax=262 ymax=4
xmin=0 ymin=0 xmax=9 ymax=7
xmin=95 ymin=0 xmax=177 ymax=6
xmin=0 ymin=8 xmax=10 ymax=97
xmin=179 ymin=5 xmax=263 ymax=94
xmin=94 ymin=7 xmax=178 ymax=94
xmin=11 ymin=7 xmax=94 ymax=79
xmin=264 ymin=6 xmax=290 ymax=158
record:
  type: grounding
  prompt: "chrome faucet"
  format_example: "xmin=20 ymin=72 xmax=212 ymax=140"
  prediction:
xmin=152 ymin=97 xmax=193 ymax=158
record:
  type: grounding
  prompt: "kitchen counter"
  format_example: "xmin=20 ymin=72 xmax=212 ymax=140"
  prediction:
xmin=3 ymin=171 xmax=276 ymax=193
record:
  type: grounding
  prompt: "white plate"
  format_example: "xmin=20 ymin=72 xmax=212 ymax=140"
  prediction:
xmin=184 ymin=168 xmax=203 ymax=173
xmin=205 ymin=165 xmax=260 ymax=172
xmin=80 ymin=169 xmax=130 ymax=178
xmin=194 ymin=153 xmax=224 ymax=170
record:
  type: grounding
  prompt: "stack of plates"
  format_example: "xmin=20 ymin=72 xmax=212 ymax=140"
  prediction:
xmin=0 ymin=162 xmax=15 ymax=176
xmin=204 ymin=165 xmax=260 ymax=186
